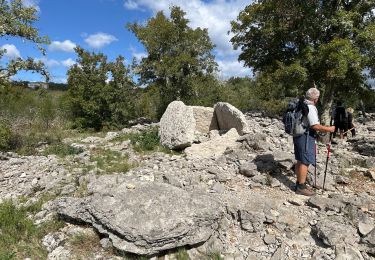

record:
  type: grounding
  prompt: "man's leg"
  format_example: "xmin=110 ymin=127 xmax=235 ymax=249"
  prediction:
xmin=295 ymin=161 xmax=309 ymax=184
xmin=295 ymin=161 xmax=315 ymax=196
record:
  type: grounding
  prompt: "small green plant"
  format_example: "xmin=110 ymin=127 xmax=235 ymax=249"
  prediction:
xmin=0 ymin=199 xmax=63 ymax=259
xmin=90 ymin=148 xmax=134 ymax=174
xmin=113 ymin=127 xmax=176 ymax=154
xmin=205 ymin=251 xmax=224 ymax=260
xmin=42 ymin=143 xmax=83 ymax=157
xmin=175 ymin=248 xmax=190 ymax=260
xmin=69 ymin=231 xmax=108 ymax=259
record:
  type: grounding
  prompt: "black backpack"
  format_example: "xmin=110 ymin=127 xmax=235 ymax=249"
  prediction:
xmin=334 ymin=106 xmax=347 ymax=124
xmin=283 ymin=97 xmax=309 ymax=137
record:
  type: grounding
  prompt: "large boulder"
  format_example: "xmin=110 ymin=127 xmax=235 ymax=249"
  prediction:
xmin=191 ymin=106 xmax=218 ymax=134
xmin=214 ymin=102 xmax=250 ymax=135
xmin=159 ymin=101 xmax=196 ymax=149
xmin=54 ymin=176 xmax=223 ymax=256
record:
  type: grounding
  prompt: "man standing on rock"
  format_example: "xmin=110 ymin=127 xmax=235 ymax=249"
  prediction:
xmin=294 ymin=87 xmax=335 ymax=196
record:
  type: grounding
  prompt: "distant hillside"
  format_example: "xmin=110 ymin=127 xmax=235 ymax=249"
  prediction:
xmin=10 ymin=81 xmax=68 ymax=91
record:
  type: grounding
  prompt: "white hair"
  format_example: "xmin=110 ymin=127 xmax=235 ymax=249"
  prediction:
xmin=306 ymin=88 xmax=320 ymax=101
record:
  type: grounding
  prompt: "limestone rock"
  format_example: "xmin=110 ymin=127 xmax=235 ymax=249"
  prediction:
xmin=363 ymin=228 xmax=375 ymax=246
xmin=214 ymin=102 xmax=250 ymax=135
xmin=312 ymin=216 xmax=359 ymax=247
xmin=239 ymin=162 xmax=258 ymax=177
xmin=55 ymin=177 xmax=223 ymax=256
xmin=159 ymin=101 xmax=196 ymax=149
xmin=191 ymin=106 xmax=218 ymax=134
xmin=185 ymin=128 xmax=240 ymax=159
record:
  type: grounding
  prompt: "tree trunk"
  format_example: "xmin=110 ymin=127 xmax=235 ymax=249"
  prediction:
xmin=320 ymin=85 xmax=334 ymax=126
xmin=359 ymin=99 xmax=367 ymax=118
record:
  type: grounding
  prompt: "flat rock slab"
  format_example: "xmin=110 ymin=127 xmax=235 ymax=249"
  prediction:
xmin=312 ymin=216 xmax=359 ymax=247
xmin=54 ymin=177 xmax=223 ymax=256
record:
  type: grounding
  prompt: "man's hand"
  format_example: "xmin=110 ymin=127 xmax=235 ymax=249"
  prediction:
xmin=328 ymin=126 xmax=335 ymax=133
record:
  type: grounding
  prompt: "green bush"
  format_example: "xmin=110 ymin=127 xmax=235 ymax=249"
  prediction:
xmin=0 ymin=122 xmax=12 ymax=151
xmin=90 ymin=148 xmax=134 ymax=174
xmin=114 ymin=127 xmax=167 ymax=153
xmin=130 ymin=128 xmax=160 ymax=152
xmin=42 ymin=143 xmax=83 ymax=157
xmin=0 ymin=196 xmax=65 ymax=259
xmin=0 ymin=200 xmax=44 ymax=259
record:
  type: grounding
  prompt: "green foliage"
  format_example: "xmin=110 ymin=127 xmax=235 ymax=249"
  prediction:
xmin=42 ymin=143 xmax=83 ymax=158
xmin=0 ymin=121 xmax=12 ymax=150
xmin=38 ymin=90 xmax=56 ymax=129
xmin=0 ymin=199 xmax=64 ymax=259
xmin=127 ymin=127 xmax=160 ymax=152
xmin=68 ymin=231 xmax=106 ymax=259
xmin=175 ymin=248 xmax=190 ymax=260
xmin=128 ymin=6 xmax=218 ymax=116
xmin=133 ymin=85 xmax=161 ymax=121
xmin=67 ymin=47 xmax=136 ymax=130
xmin=205 ymin=251 xmax=224 ymax=260
xmin=0 ymin=85 xmax=69 ymax=154
xmin=113 ymin=127 xmax=173 ymax=154
xmin=90 ymin=148 xmax=134 ymax=174
xmin=231 ymin=0 xmax=375 ymax=118
xmin=0 ymin=0 xmax=50 ymax=84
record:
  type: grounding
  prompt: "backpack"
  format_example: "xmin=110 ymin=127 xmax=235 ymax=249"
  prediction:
xmin=283 ymin=97 xmax=309 ymax=137
xmin=334 ymin=106 xmax=347 ymax=124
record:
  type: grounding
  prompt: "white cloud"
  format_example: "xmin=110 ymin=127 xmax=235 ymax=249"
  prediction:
xmin=1 ymin=44 xmax=21 ymax=59
xmin=129 ymin=46 xmax=146 ymax=61
xmin=84 ymin=32 xmax=118 ymax=48
xmin=49 ymin=40 xmax=76 ymax=52
xmin=123 ymin=0 xmax=249 ymax=57
xmin=124 ymin=0 xmax=142 ymax=10
xmin=61 ymin=58 xmax=76 ymax=67
xmin=51 ymin=76 xmax=67 ymax=84
xmin=217 ymin=59 xmax=252 ymax=79
xmin=22 ymin=0 xmax=40 ymax=12
xmin=36 ymin=57 xmax=60 ymax=68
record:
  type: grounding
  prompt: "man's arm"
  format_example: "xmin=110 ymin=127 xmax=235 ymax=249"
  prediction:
xmin=311 ymin=124 xmax=335 ymax=133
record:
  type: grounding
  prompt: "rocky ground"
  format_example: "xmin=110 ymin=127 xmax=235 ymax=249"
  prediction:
xmin=1 ymin=113 xmax=375 ymax=260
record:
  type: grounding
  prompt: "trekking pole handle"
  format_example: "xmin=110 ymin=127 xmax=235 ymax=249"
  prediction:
xmin=343 ymin=127 xmax=355 ymax=135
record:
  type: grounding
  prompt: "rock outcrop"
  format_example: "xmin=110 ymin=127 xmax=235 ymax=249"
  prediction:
xmin=54 ymin=176 xmax=223 ymax=256
xmin=214 ymin=102 xmax=250 ymax=135
xmin=159 ymin=101 xmax=196 ymax=149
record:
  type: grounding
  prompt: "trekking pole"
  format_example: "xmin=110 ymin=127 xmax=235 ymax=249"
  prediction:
xmin=322 ymin=133 xmax=332 ymax=191
xmin=343 ymin=127 xmax=355 ymax=135
xmin=314 ymin=140 xmax=317 ymax=189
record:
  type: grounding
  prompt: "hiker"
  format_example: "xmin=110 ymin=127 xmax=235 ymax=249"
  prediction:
xmin=293 ymin=88 xmax=335 ymax=196
xmin=331 ymin=100 xmax=348 ymax=140
xmin=346 ymin=107 xmax=356 ymax=137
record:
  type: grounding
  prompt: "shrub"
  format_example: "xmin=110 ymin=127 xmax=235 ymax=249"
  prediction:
xmin=0 ymin=121 xmax=12 ymax=151
xmin=42 ymin=143 xmax=83 ymax=157
xmin=90 ymin=148 xmax=134 ymax=174
xmin=0 ymin=198 xmax=64 ymax=259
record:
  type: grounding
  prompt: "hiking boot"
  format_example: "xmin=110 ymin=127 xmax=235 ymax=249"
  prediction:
xmin=294 ymin=182 xmax=314 ymax=192
xmin=295 ymin=183 xmax=315 ymax=196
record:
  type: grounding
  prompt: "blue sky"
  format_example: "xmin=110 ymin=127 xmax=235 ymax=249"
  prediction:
xmin=0 ymin=0 xmax=252 ymax=83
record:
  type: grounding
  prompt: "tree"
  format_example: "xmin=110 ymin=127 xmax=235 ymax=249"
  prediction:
xmin=128 ymin=6 xmax=218 ymax=116
xmin=67 ymin=47 xmax=135 ymax=130
xmin=0 ymin=0 xmax=49 ymax=84
xmin=231 ymin=0 xmax=375 ymax=122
